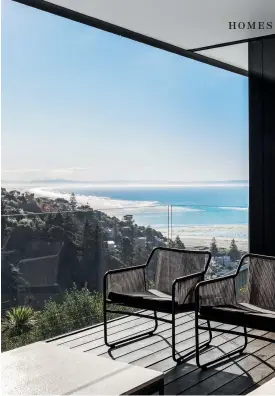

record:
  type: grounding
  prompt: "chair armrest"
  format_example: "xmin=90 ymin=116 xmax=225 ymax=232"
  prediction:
xmin=172 ymin=271 xmax=205 ymax=305
xmin=104 ymin=264 xmax=146 ymax=277
xmin=104 ymin=264 xmax=147 ymax=296
xmin=195 ymin=274 xmax=237 ymax=312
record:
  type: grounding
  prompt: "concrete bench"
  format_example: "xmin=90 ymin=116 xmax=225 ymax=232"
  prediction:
xmin=2 ymin=342 xmax=164 ymax=395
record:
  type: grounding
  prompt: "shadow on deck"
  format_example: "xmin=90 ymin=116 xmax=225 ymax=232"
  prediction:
xmin=47 ymin=311 xmax=275 ymax=395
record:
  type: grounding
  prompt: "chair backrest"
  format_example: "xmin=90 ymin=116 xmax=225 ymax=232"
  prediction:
xmin=107 ymin=267 xmax=146 ymax=294
xmin=245 ymin=254 xmax=275 ymax=310
xmin=152 ymin=248 xmax=210 ymax=295
xmin=241 ymin=254 xmax=275 ymax=310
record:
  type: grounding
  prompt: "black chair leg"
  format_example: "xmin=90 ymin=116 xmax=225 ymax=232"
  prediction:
xmin=172 ymin=308 xmax=177 ymax=362
xmin=104 ymin=305 xmax=158 ymax=348
xmin=196 ymin=318 xmax=248 ymax=369
xmin=206 ymin=319 xmax=213 ymax=345
xmin=172 ymin=313 xmax=212 ymax=364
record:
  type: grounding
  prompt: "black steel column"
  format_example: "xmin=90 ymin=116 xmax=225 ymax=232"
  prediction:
xmin=249 ymin=36 xmax=275 ymax=255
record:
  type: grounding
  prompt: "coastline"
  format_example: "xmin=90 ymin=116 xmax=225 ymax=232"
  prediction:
xmin=154 ymin=224 xmax=248 ymax=250
xmin=3 ymin=184 xmax=248 ymax=251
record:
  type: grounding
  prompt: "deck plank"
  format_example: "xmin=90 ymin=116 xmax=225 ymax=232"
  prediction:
xmin=48 ymin=310 xmax=162 ymax=345
xmin=75 ymin=312 xmax=191 ymax=354
xmin=178 ymin=343 xmax=275 ymax=395
xmin=212 ymin=356 xmax=275 ymax=395
xmin=126 ymin=324 xmax=254 ymax=369
xmin=66 ymin=312 xmax=173 ymax=350
xmin=165 ymin=331 xmax=271 ymax=395
xmin=97 ymin=314 xmax=202 ymax=359
xmin=51 ymin=312 xmax=275 ymax=395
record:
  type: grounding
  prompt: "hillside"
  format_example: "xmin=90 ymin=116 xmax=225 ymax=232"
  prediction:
xmin=1 ymin=188 xmax=181 ymax=310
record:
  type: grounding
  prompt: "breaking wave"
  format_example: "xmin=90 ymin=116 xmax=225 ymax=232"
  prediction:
xmin=219 ymin=206 xmax=248 ymax=211
xmin=26 ymin=187 xmax=204 ymax=216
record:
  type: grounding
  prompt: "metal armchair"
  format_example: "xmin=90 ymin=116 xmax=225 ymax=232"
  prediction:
xmin=195 ymin=253 xmax=275 ymax=369
xmin=104 ymin=247 xmax=211 ymax=363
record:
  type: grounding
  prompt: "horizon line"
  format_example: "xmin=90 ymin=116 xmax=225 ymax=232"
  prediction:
xmin=1 ymin=178 xmax=249 ymax=184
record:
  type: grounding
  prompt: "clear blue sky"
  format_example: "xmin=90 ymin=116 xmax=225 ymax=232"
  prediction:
xmin=2 ymin=0 xmax=248 ymax=183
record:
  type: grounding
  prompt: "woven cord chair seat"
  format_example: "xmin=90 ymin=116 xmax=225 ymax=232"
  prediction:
xmin=200 ymin=303 xmax=275 ymax=331
xmin=108 ymin=289 xmax=195 ymax=313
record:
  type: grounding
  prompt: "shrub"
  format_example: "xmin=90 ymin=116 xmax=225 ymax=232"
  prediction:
xmin=2 ymin=306 xmax=38 ymax=337
xmin=38 ymin=284 xmax=104 ymax=338
xmin=1 ymin=286 xmax=122 ymax=352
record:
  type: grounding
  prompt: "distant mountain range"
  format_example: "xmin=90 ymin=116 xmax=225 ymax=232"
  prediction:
xmin=2 ymin=178 xmax=249 ymax=185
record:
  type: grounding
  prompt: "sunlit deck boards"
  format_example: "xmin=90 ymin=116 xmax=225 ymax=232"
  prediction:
xmin=47 ymin=311 xmax=275 ymax=395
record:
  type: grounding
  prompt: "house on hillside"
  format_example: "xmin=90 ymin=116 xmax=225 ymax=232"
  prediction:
xmin=135 ymin=237 xmax=146 ymax=248
xmin=106 ymin=241 xmax=115 ymax=253
xmin=17 ymin=243 xmax=64 ymax=309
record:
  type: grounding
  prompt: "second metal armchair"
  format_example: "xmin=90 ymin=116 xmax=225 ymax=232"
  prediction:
xmin=195 ymin=253 xmax=275 ymax=369
xmin=103 ymin=247 xmax=212 ymax=363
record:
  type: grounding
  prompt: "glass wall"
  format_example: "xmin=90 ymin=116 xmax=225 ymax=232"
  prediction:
xmin=1 ymin=0 xmax=248 ymax=350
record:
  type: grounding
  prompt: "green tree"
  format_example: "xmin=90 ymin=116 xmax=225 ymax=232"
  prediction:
xmin=82 ymin=220 xmax=94 ymax=249
xmin=1 ymin=200 xmax=8 ymax=242
xmin=133 ymin=246 xmax=146 ymax=266
xmin=82 ymin=222 xmax=103 ymax=291
xmin=120 ymin=237 xmax=134 ymax=266
xmin=45 ymin=213 xmax=55 ymax=230
xmin=92 ymin=223 xmax=102 ymax=261
xmin=58 ymin=235 xmax=80 ymax=289
xmin=174 ymin=235 xmax=185 ymax=249
xmin=210 ymin=237 xmax=218 ymax=257
xmin=145 ymin=226 xmax=154 ymax=242
xmin=48 ymin=225 xmax=64 ymax=241
xmin=80 ymin=220 xmax=95 ymax=288
xmin=1 ymin=259 xmax=26 ymax=305
xmin=228 ymin=239 xmax=241 ymax=261
xmin=62 ymin=212 xmax=77 ymax=239
xmin=112 ymin=220 xmax=120 ymax=244
xmin=53 ymin=212 xmax=64 ymax=228
xmin=69 ymin=192 xmax=77 ymax=212
xmin=31 ymin=215 xmax=46 ymax=236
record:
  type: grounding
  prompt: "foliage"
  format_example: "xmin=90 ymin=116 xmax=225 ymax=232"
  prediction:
xmin=148 ymin=279 xmax=156 ymax=289
xmin=133 ymin=246 xmax=146 ymax=265
xmin=239 ymin=284 xmax=249 ymax=302
xmin=173 ymin=235 xmax=185 ymax=249
xmin=1 ymin=261 xmax=26 ymax=302
xmin=1 ymin=286 xmax=109 ymax=351
xmin=145 ymin=226 xmax=154 ymax=242
xmin=240 ymin=284 xmax=248 ymax=295
xmin=38 ymin=284 xmax=103 ymax=338
xmin=1 ymin=188 xmax=169 ymax=351
xmin=210 ymin=237 xmax=218 ymax=257
xmin=69 ymin=192 xmax=77 ymax=212
xmin=2 ymin=306 xmax=38 ymax=337
xmin=120 ymin=236 xmax=134 ymax=265
xmin=228 ymin=238 xmax=241 ymax=261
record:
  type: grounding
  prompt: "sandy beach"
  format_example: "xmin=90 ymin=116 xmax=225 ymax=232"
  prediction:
xmin=155 ymin=224 xmax=248 ymax=251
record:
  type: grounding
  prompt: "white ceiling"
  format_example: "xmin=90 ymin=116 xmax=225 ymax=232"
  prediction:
xmin=16 ymin=0 xmax=275 ymax=72
xmin=197 ymin=43 xmax=249 ymax=71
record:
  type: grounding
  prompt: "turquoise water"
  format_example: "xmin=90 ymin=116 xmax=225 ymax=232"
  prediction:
xmin=22 ymin=183 xmax=248 ymax=241
xmin=59 ymin=184 xmax=249 ymax=236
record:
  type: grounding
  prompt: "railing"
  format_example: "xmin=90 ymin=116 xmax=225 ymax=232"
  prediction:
xmin=1 ymin=190 xmax=248 ymax=351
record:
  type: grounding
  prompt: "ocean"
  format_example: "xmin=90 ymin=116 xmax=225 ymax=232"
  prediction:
xmin=18 ymin=182 xmax=249 ymax=250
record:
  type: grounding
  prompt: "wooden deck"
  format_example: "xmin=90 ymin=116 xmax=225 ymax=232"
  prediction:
xmin=47 ymin=311 xmax=275 ymax=395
